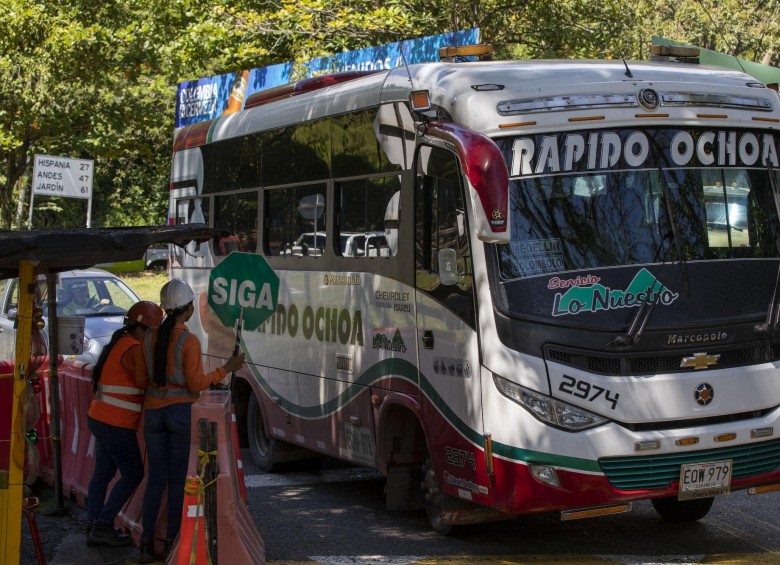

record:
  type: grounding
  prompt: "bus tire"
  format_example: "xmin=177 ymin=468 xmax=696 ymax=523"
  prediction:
xmin=651 ymin=496 xmax=715 ymax=522
xmin=422 ymin=457 xmax=457 ymax=536
xmin=247 ymin=391 xmax=278 ymax=472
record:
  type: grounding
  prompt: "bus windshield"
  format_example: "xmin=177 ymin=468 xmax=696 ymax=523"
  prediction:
xmin=495 ymin=129 xmax=780 ymax=280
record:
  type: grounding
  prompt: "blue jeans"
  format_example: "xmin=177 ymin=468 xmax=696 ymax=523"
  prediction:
xmin=141 ymin=403 xmax=192 ymax=542
xmin=87 ymin=417 xmax=144 ymax=524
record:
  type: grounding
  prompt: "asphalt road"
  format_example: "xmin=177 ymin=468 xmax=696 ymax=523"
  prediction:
xmin=19 ymin=450 xmax=780 ymax=565
xmin=242 ymin=454 xmax=780 ymax=564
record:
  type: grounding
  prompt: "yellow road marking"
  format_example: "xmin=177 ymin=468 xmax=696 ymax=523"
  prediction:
xmin=266 ymin=555 xmax=777 ymax=565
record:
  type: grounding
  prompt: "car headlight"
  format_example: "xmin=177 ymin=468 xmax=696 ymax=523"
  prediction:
xmin=493 ymin=374 xmax=609 ymax=432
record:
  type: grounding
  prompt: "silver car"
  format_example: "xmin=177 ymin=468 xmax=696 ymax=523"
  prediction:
xmin=0 ymin=268 xmax=142 ymax=365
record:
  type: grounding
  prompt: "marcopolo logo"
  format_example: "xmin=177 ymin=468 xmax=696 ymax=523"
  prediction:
xmin=551 ymin=268 xmax=678 ymax=317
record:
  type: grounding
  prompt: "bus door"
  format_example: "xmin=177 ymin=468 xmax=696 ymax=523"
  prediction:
xmin=414 ymin=146 xmax=483 ymax=481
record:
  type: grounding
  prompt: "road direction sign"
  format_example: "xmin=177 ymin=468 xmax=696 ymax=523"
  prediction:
xmin=208 ymin=252 xmax=279 ymax=330
xmin=32 ymin=154 xmax=94 ymax=199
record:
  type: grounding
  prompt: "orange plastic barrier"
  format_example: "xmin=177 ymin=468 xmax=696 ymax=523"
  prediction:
xmin=22 ymin=365 xmax=262 ymax=561
xmin=32 ymin=361 xmax=149 ymax=538
xmin=176 ymin=475 xmax=208 ymax=565
xmin=55 ymin=361 xmax=96 ymax=505
xmin=169 ymin=390 xmax=265 ymax=564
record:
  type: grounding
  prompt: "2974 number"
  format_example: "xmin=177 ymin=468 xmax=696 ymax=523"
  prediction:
xmin=558 ymin=375 xmax=620 ymax=410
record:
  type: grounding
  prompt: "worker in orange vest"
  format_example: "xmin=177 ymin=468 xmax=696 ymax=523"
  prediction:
xmin=137 ymin=279 xmax=245 ymax=563
xmin=85 ymin=300 xmax=164 ymax=547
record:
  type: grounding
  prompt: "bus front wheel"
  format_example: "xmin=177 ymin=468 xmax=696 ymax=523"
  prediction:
xmin=651 ymin=496 xmax=715 ymax=522
xmin=247 ymin=392 xmax=278 ymax=472
xmin=422 ymin=457 xmax=455 ymax=535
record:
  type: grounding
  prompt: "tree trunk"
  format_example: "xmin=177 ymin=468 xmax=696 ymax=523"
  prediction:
xmin=1 ymin=143 xmax=31 ymax=229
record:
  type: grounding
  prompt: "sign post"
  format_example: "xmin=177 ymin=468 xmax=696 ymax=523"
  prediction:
xmin=1 ymin=260 xmax=35 ymax=565
xmin=30 ymin=155 xmax=94 ymax=228
xmin=207 ymin=252 xmax=280 ymax=333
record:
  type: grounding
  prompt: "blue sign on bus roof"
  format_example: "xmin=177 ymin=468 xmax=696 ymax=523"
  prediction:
xmin=175 ymin=28 xmax=480 ymax=129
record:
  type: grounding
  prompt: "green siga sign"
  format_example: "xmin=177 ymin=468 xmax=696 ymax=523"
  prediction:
xmin=208 ymin=252 xmax=280 ymax=331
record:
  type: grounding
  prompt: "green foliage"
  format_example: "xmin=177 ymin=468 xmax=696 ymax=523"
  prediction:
xmin=1 ymin=0 xmax=779 ymax=231
xmin=635 ymin=0 xmax=780 ymax=62
xmin=119 ymin=270 xmax=169 ymax=302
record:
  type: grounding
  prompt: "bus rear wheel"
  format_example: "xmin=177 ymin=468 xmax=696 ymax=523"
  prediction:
xmin=651 ymin=496 xmax=715 ymax=522
xmin=247 ymin=392 xmax=278 ymax=472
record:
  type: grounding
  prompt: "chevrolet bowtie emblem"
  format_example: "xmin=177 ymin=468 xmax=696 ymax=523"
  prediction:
xmin=680 ymin=352 xmax=721 ymax=370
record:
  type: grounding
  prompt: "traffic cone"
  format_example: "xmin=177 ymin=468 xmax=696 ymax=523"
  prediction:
xmin=176 ymin=475 xmax=209 ymax=565
xmin=231 ymin=413 xmax=247 ymax=504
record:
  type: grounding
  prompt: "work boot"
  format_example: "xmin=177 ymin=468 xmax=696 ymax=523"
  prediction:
xmin=137 ymin=539 xmax=159 ymax=564
xmin=86 ymin=521 xmax=131 ymax=547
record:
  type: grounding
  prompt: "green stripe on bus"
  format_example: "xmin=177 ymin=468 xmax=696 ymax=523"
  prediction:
xmin=243 ymin=355 xmax=600 ymax=474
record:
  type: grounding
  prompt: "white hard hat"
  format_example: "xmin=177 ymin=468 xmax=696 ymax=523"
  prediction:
xmin=160 ymin=278 xmax=195 ymax=311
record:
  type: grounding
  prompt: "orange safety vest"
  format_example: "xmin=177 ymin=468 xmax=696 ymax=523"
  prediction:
xmin=143 ymin=329 xmax=199 ymax=403
xmin=88 ymin=335 xmax=146 ymax=430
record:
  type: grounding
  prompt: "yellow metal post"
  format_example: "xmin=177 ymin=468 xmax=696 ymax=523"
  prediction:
xmin=0 ymin=261 xmax=36 ymax=565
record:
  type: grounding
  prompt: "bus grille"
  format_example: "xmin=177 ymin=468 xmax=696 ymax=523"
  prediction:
xmin=545 ymin=342 xmax=780 ymax=376
xmin=599 ymin=439 xmax=780 ymax=490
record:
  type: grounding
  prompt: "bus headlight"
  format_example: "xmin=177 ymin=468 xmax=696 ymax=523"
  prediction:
xmin=493 ymin=374 xmax=609 ymax=431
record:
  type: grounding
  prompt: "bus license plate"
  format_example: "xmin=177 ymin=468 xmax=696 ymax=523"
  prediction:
xmin=678 ymin=459 xmax=732 ymax=501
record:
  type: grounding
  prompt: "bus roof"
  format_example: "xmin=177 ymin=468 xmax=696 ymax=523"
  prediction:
xmin=387 ymin=60 xmax=774 ymax=137
xmin=175 ymin=59 xmax=775 ymax=149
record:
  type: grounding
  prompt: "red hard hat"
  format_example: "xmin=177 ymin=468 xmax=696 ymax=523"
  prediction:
xmin=126 ymin=300 xmax=165 ymax=328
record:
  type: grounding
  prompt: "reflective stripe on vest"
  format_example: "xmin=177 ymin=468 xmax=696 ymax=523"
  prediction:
xmin=95 ymin=392 xmax=142 ymax=412
xmin=99 ymin=384 xmax=144 ymax=395
xmin=144 ymin=329 xmax=199 ymax=400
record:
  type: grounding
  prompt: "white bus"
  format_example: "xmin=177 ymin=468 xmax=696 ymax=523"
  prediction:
xmin=168 ymin=46 xmax=780 ymax=533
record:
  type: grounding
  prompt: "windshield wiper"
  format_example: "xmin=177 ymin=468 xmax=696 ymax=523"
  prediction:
xmin=755 ymin=265 xmax=780 ymax=335
xmin=609 ymin=280 xmax=662 ymax=347
xmin=609 ymin=168 xmax=687 ymax=348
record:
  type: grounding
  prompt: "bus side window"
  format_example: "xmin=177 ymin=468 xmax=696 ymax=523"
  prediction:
xmin=214 ymin=191 xmax=259 ymax=256
xmin=415 ymin=147 xmax=475 ymax=328
xmin=173 ymin=197 xmax=211 ymax=267
xmin=265 ymin=184 xmax=327 ymax=257
xmin=337 ymin=176 xmax=400 ymax=257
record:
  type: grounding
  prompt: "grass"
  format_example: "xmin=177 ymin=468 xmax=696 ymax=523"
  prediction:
xmin=116 ymin=269 xmax=169 ymax=303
